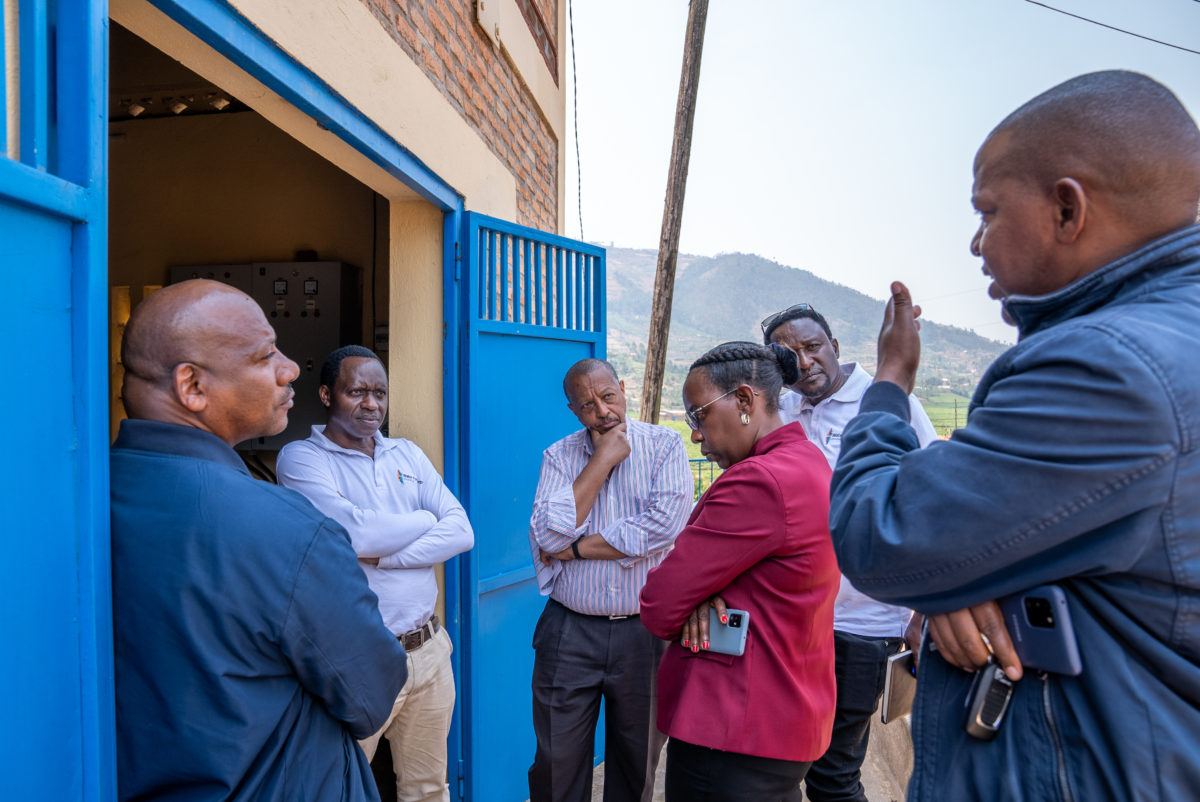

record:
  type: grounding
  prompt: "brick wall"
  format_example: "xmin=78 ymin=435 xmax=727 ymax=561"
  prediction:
xmin=362 ymin=0 xmax=559 ymax=232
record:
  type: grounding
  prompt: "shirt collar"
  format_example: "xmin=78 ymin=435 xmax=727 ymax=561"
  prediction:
xmin=308 ymin=424 xmax=398 ymax=456
xmin=794 ymin=363 xmax=868 ymax=410
xmin=1005 ymin=223 xmax=1200 ymax=338
xmin=578 ymin=417 xmax=639 ymax=455
xmin=112 ymin=419 xmax=250 ymax=476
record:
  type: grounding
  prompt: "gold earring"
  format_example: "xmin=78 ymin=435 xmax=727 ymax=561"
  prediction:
xmin=740 ymin=412 xmax=750 ymax=425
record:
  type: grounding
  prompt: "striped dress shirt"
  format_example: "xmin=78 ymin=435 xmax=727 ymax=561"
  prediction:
xmin=528 ymin=418 xmax=692 ymax=616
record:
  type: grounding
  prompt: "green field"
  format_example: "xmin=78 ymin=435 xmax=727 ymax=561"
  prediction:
xmin=915 ymin=391 xmax=971 ymax=437
xmin=656 ymin=419 xmax=721 ymax=497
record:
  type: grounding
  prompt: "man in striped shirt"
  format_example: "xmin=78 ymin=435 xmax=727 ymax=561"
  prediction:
xmin=527 ymin=358 xmax=692 ymax=802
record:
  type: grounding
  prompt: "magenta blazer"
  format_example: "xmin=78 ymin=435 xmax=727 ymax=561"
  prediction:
xmin=640 ymin=422 xmax=838 ymax=762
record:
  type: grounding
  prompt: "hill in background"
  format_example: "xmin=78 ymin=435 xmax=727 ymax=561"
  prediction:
xmin=605 ymin=247 xmax=1009 ymax=418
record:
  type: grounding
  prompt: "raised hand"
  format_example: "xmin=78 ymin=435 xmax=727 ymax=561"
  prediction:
xmin=874 ymin=281 xmax=923 ymax=394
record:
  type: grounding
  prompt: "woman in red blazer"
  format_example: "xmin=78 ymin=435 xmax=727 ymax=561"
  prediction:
xmin=640 ymin=341 xmax=839 ymax=801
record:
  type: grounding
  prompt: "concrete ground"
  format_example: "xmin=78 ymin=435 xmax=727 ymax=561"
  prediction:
xmin=591 ymin=715 xmax=912 ymax=802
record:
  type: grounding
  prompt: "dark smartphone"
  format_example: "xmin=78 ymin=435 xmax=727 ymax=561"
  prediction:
xmin=999 ymin=584 xmax=1083 ymax=676
xmin=964 ymin=659 xmax=1015 ymax=740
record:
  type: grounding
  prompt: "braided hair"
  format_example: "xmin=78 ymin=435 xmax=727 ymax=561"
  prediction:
xmin=688 ymin=341 xmax=800 ymax=413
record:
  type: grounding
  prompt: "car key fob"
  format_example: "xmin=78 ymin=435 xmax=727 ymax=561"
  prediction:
xmin=964 ymin=659 xmax=1016 ymax=740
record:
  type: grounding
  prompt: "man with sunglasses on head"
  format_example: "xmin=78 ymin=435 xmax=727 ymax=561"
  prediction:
xmin=527 ymin=358 xmax=692 ymax=802
xmin=763 ymin=304 xmax=937 ymax=802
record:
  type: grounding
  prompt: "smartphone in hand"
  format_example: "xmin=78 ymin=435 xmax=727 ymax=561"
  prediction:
xmin=999 ymin=584 xmax=1082 ymax=676
xmin=681 ymin=607 xmax=751 ymax=656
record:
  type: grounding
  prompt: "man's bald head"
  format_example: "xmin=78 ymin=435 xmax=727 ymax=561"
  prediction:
xmin=122 ymin=281 xmax=246 ymax=416
xmin=121 ymin=280 xmax=299 ymax=444
xmin=984 ymin=71 xmax=1200 ymax=239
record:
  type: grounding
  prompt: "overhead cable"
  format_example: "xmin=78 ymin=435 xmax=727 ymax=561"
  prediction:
xmin=569 ymin=0 xmax=585 ymax=240
xmin=1024 ymin=0 xmax=1200 ymax=56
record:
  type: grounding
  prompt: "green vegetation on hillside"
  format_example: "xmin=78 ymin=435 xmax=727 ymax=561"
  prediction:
xmin=606 ymin=247 xmax=1007 ymax=413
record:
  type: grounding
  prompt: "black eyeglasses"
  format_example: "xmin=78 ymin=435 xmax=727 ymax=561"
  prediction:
xmin=760 ymin=303 xmax=814 ymax=334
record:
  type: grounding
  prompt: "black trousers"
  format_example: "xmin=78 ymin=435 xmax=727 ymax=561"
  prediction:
xmin=665 ymin=737 xmax=811 ymax=801
xmin=528 ymin=599 xmax=667 ymax=802
xmin=804 ymin=630 xmax=904 ymax=802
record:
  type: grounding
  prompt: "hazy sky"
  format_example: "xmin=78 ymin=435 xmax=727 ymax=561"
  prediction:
xmin=564 ymin=0 xmax=1200 ymax=344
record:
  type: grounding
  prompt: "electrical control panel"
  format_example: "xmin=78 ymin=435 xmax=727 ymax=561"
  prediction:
xmin=170 ymin=261 xmax=361 ymax=451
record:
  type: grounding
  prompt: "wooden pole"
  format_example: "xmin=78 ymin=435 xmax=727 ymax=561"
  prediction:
xmin=639 ymin=0 xmax=708 ymax=423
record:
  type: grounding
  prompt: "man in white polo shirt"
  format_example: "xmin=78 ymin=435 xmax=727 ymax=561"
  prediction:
xmin=278 ymin=345 xmax=474 ymax=802
xmin=763 ymin=305 xmax=937 ymax=802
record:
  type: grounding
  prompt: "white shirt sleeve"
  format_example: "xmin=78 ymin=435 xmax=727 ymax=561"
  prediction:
xmin=375 ymin=446 xmax=474 ymax=570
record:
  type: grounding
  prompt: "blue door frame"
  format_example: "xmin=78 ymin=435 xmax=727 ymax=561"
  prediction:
xmin=1 ymin=1 xmax=112 ymax=799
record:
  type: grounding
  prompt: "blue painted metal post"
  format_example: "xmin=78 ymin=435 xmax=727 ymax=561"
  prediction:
xmin=0 ymin=1 xmax=112 ymax=798
xmin=18 ymin=0 xmax=49 ymax=169
xmin=61 ymin=3 xmax=114 ymax=798
xmin=0 ymin=6 xmax=6 ymax=156
xmin=442 ymin=207 xmax=466 ymax=800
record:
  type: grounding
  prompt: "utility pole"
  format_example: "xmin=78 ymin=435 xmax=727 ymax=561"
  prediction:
xmin=639 ymin=0 xmax=708 ymax=423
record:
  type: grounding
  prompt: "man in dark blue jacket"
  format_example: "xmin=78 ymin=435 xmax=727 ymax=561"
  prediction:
xmin=829 ymin=71 xmax=1200 ymax=800
xmin=111 ymin=279 xmax=408 ymax=801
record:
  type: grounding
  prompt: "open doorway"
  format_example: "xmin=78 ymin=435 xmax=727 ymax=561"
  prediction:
xmin=107 ymin=22 xmax=406 ymax=794
xmin=107 ymin=22 xmax=391 ymax=456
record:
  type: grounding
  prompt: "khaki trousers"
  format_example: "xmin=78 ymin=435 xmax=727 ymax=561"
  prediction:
xmin=360 ymin=626 xmax=456 ymax=802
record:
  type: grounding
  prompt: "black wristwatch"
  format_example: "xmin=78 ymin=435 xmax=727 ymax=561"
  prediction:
xmin=571 ymin=537 xmax=585 ymax=560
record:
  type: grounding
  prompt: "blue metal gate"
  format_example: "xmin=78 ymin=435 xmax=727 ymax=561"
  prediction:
xmin=457 ymin=213 xmax=605 ymax=800
xmin=0 ymin=2 xmax=113 ymax=799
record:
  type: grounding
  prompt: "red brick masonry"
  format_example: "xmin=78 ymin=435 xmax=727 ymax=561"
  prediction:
xmin=362 ymin=0 xmax=560 ymax=231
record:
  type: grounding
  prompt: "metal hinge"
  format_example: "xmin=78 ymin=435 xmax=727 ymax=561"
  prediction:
xmin=454 ymin=241 xmax=462 ymax=281
xmin=457 ymin=759 xmax=465 ymax=799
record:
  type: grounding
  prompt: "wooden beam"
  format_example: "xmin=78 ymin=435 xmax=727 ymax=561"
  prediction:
xmin=639 ymin=0 xmax=708 ymax=423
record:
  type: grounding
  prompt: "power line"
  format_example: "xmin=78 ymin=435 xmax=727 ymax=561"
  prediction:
xmin=920 ymin=285 xmax=992 ymax=303
xmin=1024 ymin=1 xmax=1200 ymax=56
xmin=568 ymin=0 xmax=584 ymax=241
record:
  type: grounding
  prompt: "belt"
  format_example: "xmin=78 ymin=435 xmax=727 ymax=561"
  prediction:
xmin=398 ymin=615 xmax=440 ymax=652
xmin=553 ymin=599 xmax=638 ymax=621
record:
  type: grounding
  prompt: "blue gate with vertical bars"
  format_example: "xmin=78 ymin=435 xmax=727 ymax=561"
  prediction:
xmin=457 ymin=212 xmax=605 ymax=800
xmin=0 ymin=1 xmax=113 ymax=799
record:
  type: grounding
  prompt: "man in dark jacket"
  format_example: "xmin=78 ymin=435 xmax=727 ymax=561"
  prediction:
xmin=111 ymin=279 xmax=407 ymax=801
xmin=829 ymin=71 xmax=1200 ymax=800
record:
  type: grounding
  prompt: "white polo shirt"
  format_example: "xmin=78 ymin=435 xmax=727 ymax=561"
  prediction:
xmin=277 ymin=426 xmax=474 ymax=635
xmin=780 ymin=363 xmax=939 ymax=638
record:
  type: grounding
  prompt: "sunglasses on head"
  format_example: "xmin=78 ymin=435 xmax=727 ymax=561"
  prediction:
xmin=760 ymin=303 xmax=814 ymax=334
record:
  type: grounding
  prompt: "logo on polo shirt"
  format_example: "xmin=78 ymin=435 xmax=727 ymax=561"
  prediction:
xmin=824 ymin=428 xmax=841 ymax=446
xmin=396 ymin=470 xmax=422 ymax=485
